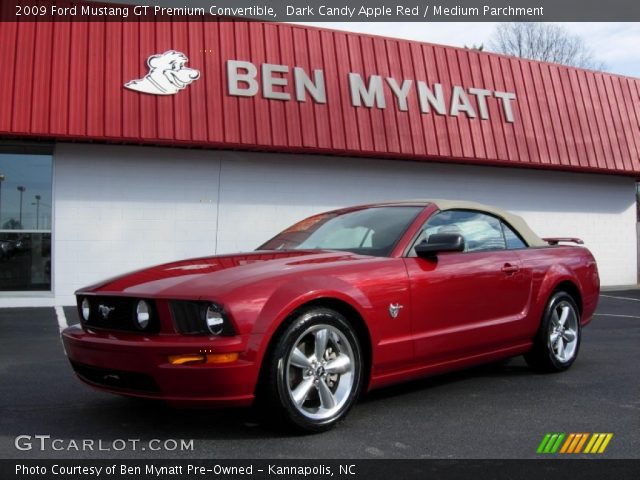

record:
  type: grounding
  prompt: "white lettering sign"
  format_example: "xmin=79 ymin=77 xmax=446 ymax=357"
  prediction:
xmin=225 ymin=59 xmax=517 ymax=123
xmin=227 ymin=60 xmax=259 ymax=96
xmin=349 ymin=73 xmax=385 ymax=108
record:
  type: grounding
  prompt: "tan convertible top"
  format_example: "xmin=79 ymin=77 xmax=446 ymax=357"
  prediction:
xmin=373 ymin=199 xmax=547 ymax=247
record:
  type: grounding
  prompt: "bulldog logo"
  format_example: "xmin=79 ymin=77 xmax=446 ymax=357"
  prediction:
xmin=124 ymin=50 xmax=200 ymax=95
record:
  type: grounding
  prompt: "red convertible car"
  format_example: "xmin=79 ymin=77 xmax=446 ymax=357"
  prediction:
xmin=62 ymin=200 xmax=600 ymax=432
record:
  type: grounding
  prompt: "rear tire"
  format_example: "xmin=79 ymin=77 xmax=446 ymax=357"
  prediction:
xmin=524 ymin=291 xmax=581 ymax=372
xmin=260 ymin=307 xmax=363 ymax=433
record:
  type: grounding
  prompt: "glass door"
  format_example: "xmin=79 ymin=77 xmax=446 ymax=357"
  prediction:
xmin=0 ymin=153 xmax=52 ymax=291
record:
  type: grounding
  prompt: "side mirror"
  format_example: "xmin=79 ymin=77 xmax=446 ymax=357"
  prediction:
xmin=415 ymin=233 xmax=465 ymax=258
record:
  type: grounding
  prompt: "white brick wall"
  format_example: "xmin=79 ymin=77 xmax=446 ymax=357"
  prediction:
xmin=1 ymin=142 xmax=636 ymax=306
xmin=50 ymin=144 xmax=221 ymax=306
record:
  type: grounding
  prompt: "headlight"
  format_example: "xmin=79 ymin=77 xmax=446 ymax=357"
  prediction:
xmin=81 ymin=298 xmax=90 ymax=321
xmin=170 ymin=300 xmax=234 ymax=335
xmin=135 ymin=300 xmax=151 ymax=330
xmin=205 ymin=304 xmax=224 ymax=335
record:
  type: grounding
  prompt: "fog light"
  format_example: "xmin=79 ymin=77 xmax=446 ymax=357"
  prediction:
xmin=168 ymin=354 xmax=206 ymax=365
xmin=81 ymin=298 xmax=90 ymax=321
xmin=205 ymin=305 xmax=224 ymax=335
xmin=167 ymin=352 xmax=239 ymax=365
xmin=135 ymin=300 xmax=151 ymax=330
xmin=206 ymin=352 xmax=239 ymax=364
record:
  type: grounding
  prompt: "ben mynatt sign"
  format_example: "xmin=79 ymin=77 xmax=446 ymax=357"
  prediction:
xmin=226 ymin=60 xmax=517 ymax=123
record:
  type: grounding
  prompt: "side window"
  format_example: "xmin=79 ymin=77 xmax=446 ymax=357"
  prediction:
xmin=420 ymin=210 xmax=507 ymax=253
xmin=502 ymin=222 xmax=527 ymax=249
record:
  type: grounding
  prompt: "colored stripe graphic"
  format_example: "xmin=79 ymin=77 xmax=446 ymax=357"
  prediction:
xmin=550 ymin=434 xmax=565 ymax=453
xmin=537 ymin=433 xmax=565 ymax=454
xmin=574 ymin=433 xmax=589 ymax=453
xmin=537 ymin=434 xmax=552 ymax=453
xmin=559 ymin=434 xmax=575 ymax=453
xmin=597 ymin=434 xmax=614 ymax=453
xmin=539 ymin=433 xmax=614 ymax=454
xmin=563 ymin=433 xmax=588 ymax=454
xmin=584 ymin=434 xmax=614 ymax=454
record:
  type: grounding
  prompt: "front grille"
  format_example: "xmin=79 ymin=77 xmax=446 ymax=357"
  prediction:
xmin=170 ymin=300 xmax=207 ymax=334
xmin=77 ymin=296 xmax=160 ymax=333
xmin=70 ymin=361 xmax=160 ymax=393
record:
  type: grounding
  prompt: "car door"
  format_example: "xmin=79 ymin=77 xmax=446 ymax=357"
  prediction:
xmin=403 ymin=209 xmax=532 ymax=365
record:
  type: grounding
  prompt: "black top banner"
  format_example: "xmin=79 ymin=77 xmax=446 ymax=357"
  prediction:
xmin=4 ymin=0 xmax=640 ymax=21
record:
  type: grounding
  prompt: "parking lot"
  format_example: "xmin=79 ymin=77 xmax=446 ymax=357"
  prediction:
xmin=1 ymin=291 xmax=638 ymax=459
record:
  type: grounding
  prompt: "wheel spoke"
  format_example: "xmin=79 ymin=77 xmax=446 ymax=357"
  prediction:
xmin=291 ymin=377 xmax=315 ymax=406
xmin=556 ymin=337 xmax=565 ymax=361
xmin=551 ymin=311 xmax=560 ymax=328
xmin=550 ymin=332 xmax=560 ymax=344
xmin=314 ymin=328 xmax=329 ymax=361
xmin=558 ymin=306 xmax=570 ymax=327
xmin=325 ymin=354 xmax=352 ymax=374
xmin=554 ymin=334 xmax=562 ymax=348
xmin=562 ymin=328 xmax=576 ymax=342
xmin=317 ymin=378 xmax=336 ymax=410
xmin=290 ymin=347 xmax=312 ymax=369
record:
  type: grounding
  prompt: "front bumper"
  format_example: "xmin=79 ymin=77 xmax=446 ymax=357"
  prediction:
xmin=61 ymin=324 xmax=257 ymax=407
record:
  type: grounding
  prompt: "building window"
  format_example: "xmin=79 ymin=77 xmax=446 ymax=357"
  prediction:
xmin=0 ymin=153 xmax=52 ymax=291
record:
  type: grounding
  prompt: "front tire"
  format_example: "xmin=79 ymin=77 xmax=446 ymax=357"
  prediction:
xmin=262 ymin=307 xmax=363 ymax=433
xmin=525 ymin=291 xmax=581 ymax=372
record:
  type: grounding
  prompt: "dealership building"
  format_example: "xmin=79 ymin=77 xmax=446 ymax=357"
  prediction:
xmin=0 ymin=14 xmax=639 ymax=307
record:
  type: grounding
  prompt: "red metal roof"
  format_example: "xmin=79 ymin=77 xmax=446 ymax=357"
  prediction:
xmin=1 ymin=14 xmax=639 ymax=176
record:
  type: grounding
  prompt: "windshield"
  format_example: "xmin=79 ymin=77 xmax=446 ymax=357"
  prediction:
xmin=258 ymin=206 xmax=423 ymax=257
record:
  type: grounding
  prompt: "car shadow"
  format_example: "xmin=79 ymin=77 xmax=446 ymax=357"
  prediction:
xmin=361 ymin=358 xmax=534 ymax=404
xmin=5 ymin=359 xmax=537 ymax=445
xmin=89 ymin=358 xmax=537 ymax=439
xmin=69 ymin=395 xmax=289 ymax=441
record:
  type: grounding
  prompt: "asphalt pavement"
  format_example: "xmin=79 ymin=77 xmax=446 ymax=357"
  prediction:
xmin=1 ymin=291 xmax=638 ymax=459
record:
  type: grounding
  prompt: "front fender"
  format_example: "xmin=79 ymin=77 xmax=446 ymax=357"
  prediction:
xmin=245 ymin=275 xmax=374 ymax=365
xmin=255 ymin=274 xmax=372 ymax=336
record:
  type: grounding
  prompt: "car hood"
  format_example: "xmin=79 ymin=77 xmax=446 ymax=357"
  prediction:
xmin=78 ymin=250 xmax=372 ymax=298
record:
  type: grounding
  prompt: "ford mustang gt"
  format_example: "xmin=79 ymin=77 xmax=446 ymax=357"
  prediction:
xmin=62 ymin=200 xmax=600 ymax=432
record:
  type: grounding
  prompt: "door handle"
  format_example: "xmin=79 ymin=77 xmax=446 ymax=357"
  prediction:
xmin=501 ymin=263 xmax=520 ymax=274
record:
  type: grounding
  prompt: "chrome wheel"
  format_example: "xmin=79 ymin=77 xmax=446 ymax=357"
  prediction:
xmin=548 ymin=300 xmax=579 ymax=363
xmin=285 ymin=324 xmax=355 ymax=421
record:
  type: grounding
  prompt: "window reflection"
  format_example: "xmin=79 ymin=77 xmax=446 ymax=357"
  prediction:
xmin=0 ymin=153 xmax=52 ymax=291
